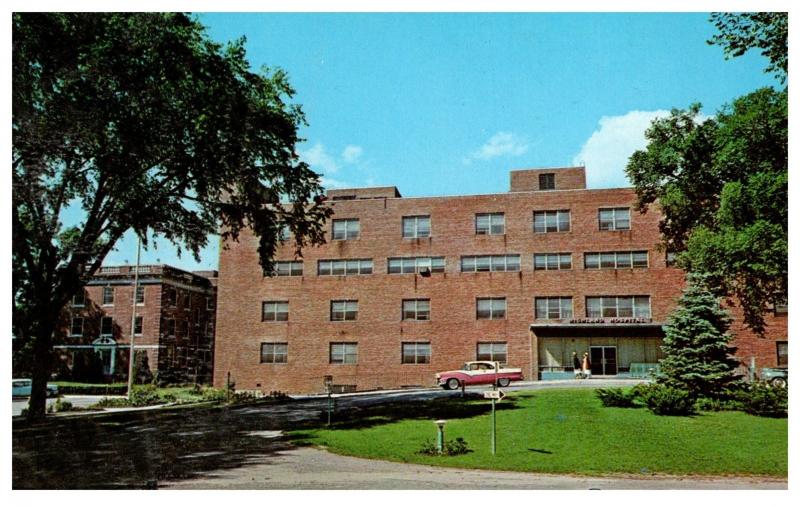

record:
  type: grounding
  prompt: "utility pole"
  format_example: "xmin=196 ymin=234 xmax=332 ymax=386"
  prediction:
xmin=127 ymin=236 xmax=142 ymax=400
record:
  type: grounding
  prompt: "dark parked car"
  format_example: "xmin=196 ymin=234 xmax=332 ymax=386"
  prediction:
xmin=760 ymin=368 xmax=787 ymax=388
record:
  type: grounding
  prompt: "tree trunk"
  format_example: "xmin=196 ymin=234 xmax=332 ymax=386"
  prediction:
xmin=26 ymin=317 xmax=56 ymax=422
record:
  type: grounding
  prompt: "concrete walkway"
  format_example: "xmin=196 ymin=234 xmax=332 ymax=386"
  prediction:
xmin=161 ymin=446 xmax=787 ymax=490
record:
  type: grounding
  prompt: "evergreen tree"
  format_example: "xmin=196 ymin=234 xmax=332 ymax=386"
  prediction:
xmin=657 ymin=275 xmax=741 ymax=398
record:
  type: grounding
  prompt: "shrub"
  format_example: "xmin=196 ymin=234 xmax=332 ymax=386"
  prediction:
xmin=737 ymin=382 xmax=787 ymax=418
xmin=418 ymin=437 xmax=472 ymax=456
xmin=694 ymin=397 xmax=744 ymax=412
xmin=53 ymin=399 xmax=73 ymax=412
xmin=56 ymin=383 xmax=127 ymax=395
xmin=92 ymin=385 xmax=175 ymax=408
xmin=200 ymin=387 xmax=228 ymax=403
xmin=229 ymin=391 xmax=258 ymax=404
xmin=642 ymin=384 xmax=696 ymax=416
xmin=596 ymin=387 xmax=640 ymax=408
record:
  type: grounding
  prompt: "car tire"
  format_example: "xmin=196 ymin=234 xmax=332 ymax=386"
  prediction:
xmin=497 ymin=378 xmax=510 ymax=388
xmin=446 ymin=378 xmax=460 ymax=390
xmin=771 ymin=377 xmax=787 ymax=388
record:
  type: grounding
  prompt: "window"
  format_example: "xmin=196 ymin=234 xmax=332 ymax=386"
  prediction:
xmin=477 ymin=342 xmax=507 ymax=364
xmin=271 ymin=261 xmax=303 ymax=277
xmin=539 ymin=173 xmax=555 ymax=190
xmin=586 ymin=296 xmax=651 ymax=318
xmin=332 ymin=219 xmax=360 ymax=240
xmin=71 ymin=291 xmax=86 ymax=307
xmin=535 ymin=297 xmax=573 ymax=320
xmin=533 ymin=210 xmax=570 ymax=233
xmin=330 ymin=342 xmax=358 ymax=364
xmin=402 ymin=299 xmax=430 ymax=321
xmin=261 ymin=343 xmax=288 ymax=364
xmin=402 ymin=342 xmax=431 ymax=364
xmin=182 ymin=292 xmax=191 ymax=309
xmin=205 ymin=321 xmax=214 ymax=338
xmin=584 ymin=251 xmax=649 ymax=269
xmin=331 ymin=300 xmax=358 ymax=321
xmin=262 ymin=301 xmax=289 ymax=322
xmin=387 ymin=256 xmax=445 ymax=274
xmin=777 ymin=341 xmax=788 ymax=367
xmin=206 ymin=296 xmax=215 ymax=311
xmin=165 ymin=318 xmax=176 ymax=337
xmin=135 ymin=285 xmax=145 ymax=305
xmin=774 ymin=295 xmax=788 ymax=314
xmin=164 ymin=287 xmax=177 ymax=306
xmin=134 ymin=316 xmax=143 ymax=335
xmin=476 ymin=297 xmax=506 ymax=320
xmin=100 ymin=317 xmax=113 ymax=336
xmin=178 ymin=320 xmax=188 ymax=337
xmin=461 ymin=255 xmax=520 ymax=272
xmin=279 ymin=225 xmax=291 ymax=242
xmin=70 ymin=317 xmax=83 ymax=337
xmin=403 ymin=215 xmax=431 ymax=238
xmin=475 ymin=213 xmax=505 ymax=235
xmin=534 ymin=253 xmax=572 ymax=270
xmin=598 ymin=207 xmax=631 ymax=231
xmin=318 ymin=259 xmax=373 ymax=276
xmin=666 ymin=251 xmax=678 ymax=267
xmin=102 ymin=286 xmax=114 ymax=305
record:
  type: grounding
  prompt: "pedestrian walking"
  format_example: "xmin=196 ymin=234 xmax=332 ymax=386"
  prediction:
xmin=572 ymin=352 xmax=583 ymax=379
xmin=582 ymin=352 xmax=592 ymax=379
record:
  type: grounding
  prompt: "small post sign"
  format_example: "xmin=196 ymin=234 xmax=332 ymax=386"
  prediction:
xmin=484 ymin=388 xmax=506 ymax=455
xmin=324 ymin=375 xmax=333 ymax=426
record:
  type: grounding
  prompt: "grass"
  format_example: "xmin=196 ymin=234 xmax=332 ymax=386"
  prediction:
xmin=290 ymin=388 xmax=787 ymax=477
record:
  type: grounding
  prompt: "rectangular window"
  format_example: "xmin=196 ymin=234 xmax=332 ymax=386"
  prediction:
xmin=261 ymin=342 xmax=288 ymax=364
xmin=165 ymin=318 xmax=176 ymax=337
xmin=387 ymin=256 xmax=445 ymax=274
xmin=331 ymin=300 xmax=358 ymax=321
xmin=165 ymin=287 xmax=177 ymax=306
xmin=539 ymin=173 xmax=555 ymax=190
xmin=586 ymin=296 xmax=651 ymax=318
xmin=178 ymin=320 xmax=188 ymax=337
xmin=402 ymin=215 xmax=431 ymax=238
xmin=461 ymin=255 xmax=521 ymax=272
xmin=402 ymin=342 xmax=431 ymax=364
xmin=584 ymin=251 xmax=649 ymax=269
xmin=533 ymin=253 xmax=572 ymax=270
xmin=134 ymin=316 xmax=143 ymax=335
xmin=476 ymin=342 xmax=507 ymax=364
xmin=100 ymin=316 xmax=113 ymax=336
xmin=318 ymin=259 xmax=373 ymax=276
xmin=71 ymin=291 xmax=86 ymax=307
xmin=272 ymin=261 xmax=304 ymax=277
xmin=402 ymin=299 xmax=431 ymax=321
xmin=279 ymin=225 xmax=291 ymax=242
xmin=533 ymin=210 xmax=570 ymax=233
xmin=777 ymin=341 xmax=788 ymax=367
xmin=598 ymin=207 xmax=631 ymax=231
xmin=135 ymin=285 xmax=145 ymax=305
xmin=330 ymin=342 xmax=358 ymax=364
xmin=262 ymin=301 xmax=289 ymax=322
xmin=206 ymin=296 xmax=215 ymax=311
xmin=476 ymin=297 xmax=506 ymax=320
xmin=666 ymin=252 xmax=678 ymax=267
xmin=102 ymin=286 xmax=114 ymax=305
xmin=70 ymin=317 xmax=83 ymax=337
xmin=475 ymin=213 xmax=505 ymax=235
xmin=535 ymin=297 xmax=573 ymax=320
xmin=774 ymin=295 xmax=788 ymax=314
xmin=182 ymin=292 xmax=190 ymax=309
xmin=332 ymin=219 xmax=360 ymax=240
xmin=205 ymin=321 xmax=214 ymax=337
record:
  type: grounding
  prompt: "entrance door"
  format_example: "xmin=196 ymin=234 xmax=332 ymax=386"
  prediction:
xmin=590 ymin=346 xmax=618 ymax=376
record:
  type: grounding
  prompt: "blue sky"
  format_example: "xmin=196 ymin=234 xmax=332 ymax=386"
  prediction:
xmin=99 ymin=12 xmax=777 ymax=271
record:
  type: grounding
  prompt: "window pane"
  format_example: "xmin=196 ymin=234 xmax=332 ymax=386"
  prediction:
xmin=634 ymin=296 xmax=650 ymax=317
xmin=534 ymin=254 xmax=546 ymax=270
xmin=586 ymin=297 xmax=601 ymax=318
xmin=476 ymin=215 xmax=490 ymax=234
xmin=332 ymin=260 xmax=346 ymax=275
xmin=346 ymin=220 xmax=359 ymax=237
xmin=601 ymin=253 xmax=615 ymax=268
xmin=615 ymin=209 xmax=631 ymax=229
xmin=431 ymin=257 xmax=445 ymax=272
xmin=507 ymin=255 xmax=520 ymax=271
xmin=346 ymin=260 xmax=359 ymax=275
xmin=403 ymin=218 xmax=415 ymax=237
xmin=602 ymin=297 xmax=617 ymax=317
xmin=477 ymin=299 xmax=491 ymax=319
xmin=491 ymin=256 xmax=506 ymax=272
xmin=535 ymin=299 xmax=547 ymax=319
xmin=617 ymin=297 xmax=633 ymax=317
xmin=559 ymin=254 xmax=572 ymax=270
xmin=490 ymin=215 xmax=504 ymax=234
xmin=548 ymin=298 xmax=561 ymax=319
xmin=418 ymin=218 xmax=430 ymax=237
xmin=585 ymin=253 xmax=599 ymax=269
xmin=632 ymin=251 xmax=648 ymax=268
xmin=476 ymin=256 xmax=490 ymax=271
xmin=546 ymin=254 xmax=558 ymax=270
xmin=561 ymin=298 xmax=573 ymax=318
xmin=616 ymin=252 xmax=632 ymax=268
xmin=599 ymin=209 xmax=614 ymax=230
xmin=545 ymin=212 xmax=557 ymax=232
xmin=402 ymin=258 xmax=416 ymax=273
xmin=534 ymin=213 xmax=546 ymax=233
xmin=388 ymin=259 xmax=401 ymax=274
xmin=558 ymin=211 xmax=570 ymax=231
xmin=276 ymin=262 xmax=290 ymax=276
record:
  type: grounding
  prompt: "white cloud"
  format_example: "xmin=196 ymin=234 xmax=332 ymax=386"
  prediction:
xmin=320 ymin=176 xmax=353 ymax=189
xmin=466 ymin=132 xmax=529 ymax=163
xmin=300 ymin=142 xmax=339 ymax=174
xmin=572 ymin=110 xmax=671 ymax=189
xmin=341 ymin=145 xmax=363 ymax=164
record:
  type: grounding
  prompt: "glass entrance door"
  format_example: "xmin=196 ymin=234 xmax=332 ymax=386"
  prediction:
xmin=590 ymin=346 xmax=618 ymax=376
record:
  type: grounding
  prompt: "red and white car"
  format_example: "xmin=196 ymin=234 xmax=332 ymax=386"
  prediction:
xmin=436 ymin=361 xmax=523 ymax=390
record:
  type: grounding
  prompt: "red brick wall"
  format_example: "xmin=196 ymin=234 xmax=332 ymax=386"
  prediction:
xmin=214 ymin=187 xmax=707 ymax=394
xmin=509 ymin=167 xmax=587 ymax=191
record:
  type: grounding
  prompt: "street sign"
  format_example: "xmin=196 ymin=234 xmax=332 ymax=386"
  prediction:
xmin=483 ymin=389 xmax=506 ymax=401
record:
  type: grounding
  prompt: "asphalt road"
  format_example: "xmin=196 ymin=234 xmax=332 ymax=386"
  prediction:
xmin=12 ymin=380 xmax=787 ymax=490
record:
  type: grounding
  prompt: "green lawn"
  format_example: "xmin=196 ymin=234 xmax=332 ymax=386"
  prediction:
xmin=290 ymin=389 xmax=787 ymax=477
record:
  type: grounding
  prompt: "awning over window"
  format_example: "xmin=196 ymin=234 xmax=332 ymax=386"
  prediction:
xmin=530 ymin=323 xmax=665 ymax=338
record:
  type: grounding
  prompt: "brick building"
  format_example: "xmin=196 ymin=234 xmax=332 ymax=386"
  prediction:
xmin=55 ymin=265 xmax=218 ymax=383
xmin=213 ymin=166 xmax=787 ymax=394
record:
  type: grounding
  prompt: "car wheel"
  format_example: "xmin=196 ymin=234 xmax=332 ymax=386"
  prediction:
xmin=497 ymin=378 xmax=510 ymax=388
xmin=771 ymin=377 xmax=787 ymax=388
xmin=446 ymin=378 xmax=460 ymax=390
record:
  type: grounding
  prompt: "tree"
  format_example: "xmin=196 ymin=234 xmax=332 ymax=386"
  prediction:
xmin=708 ymin=12 xmax=788 ymax=83
xmin=626 ymin=87 xmax=787 ymax=334
xmin=657 ymin=275 xmax=741 ymax=398
xmin=13 ymin=13 xmax=332 ymax=421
